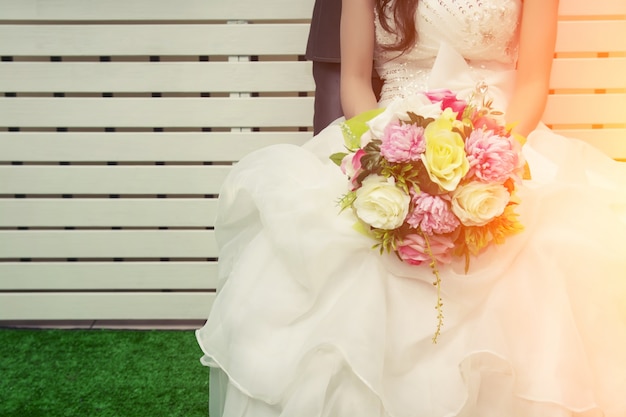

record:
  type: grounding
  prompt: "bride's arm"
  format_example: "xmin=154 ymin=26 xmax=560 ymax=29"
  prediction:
xmin=506 ymin=0 xmax=560 ymax=137
xmin=340 ymin=0 xmax=378 ymax=118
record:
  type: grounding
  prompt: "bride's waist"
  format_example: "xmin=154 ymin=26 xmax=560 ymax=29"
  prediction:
xmin=378 ymin=60 xmax=515 ymax=105
xmin=379 ymin=68 xmax=431 ymax=105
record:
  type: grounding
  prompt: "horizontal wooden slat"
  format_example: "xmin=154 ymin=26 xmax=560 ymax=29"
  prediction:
xmin=0 ymin=132 xmax=311 ymax=162
xmin=0 ymin=166 xmax=230 ymax=194
xmin=0 ymin=230 xmax=218 ymax=258
xmin=0 ymin=59 xmax=622 ymax=94
xmin=543 ymin=93 xmax=626 ymax=125
xmin=550 ymin=57 xmax=626 ymax=90
xmin=0 ymin=199 xmax=218 ymax=227
xmin=0 ymin=21 xmax=622 ymax=57
xmin=558 ymin=0 xmax=626 ymax=16
xmin=0 ymin=0 xmax=315 ymax=21
xmin=0 ymin=97 xmax=314 ymax=128
xmin=555 ymin=20 xmax=626 ymax=53
xmin=0 ymin=293 xmax=215 ymax=320
xmin=551 ymin=129 xmax=626 ymax=160
xmin=1 ymin=0 xmax=623 ymax=21
xmin=0 ymin=24 xmax=310 ymax=56
xmin=4 ymin=94 xmax=621 ymax=129
xmin=0 ymin=62 xmax=315 ymax=93
xmin=0 ymin=262 xmax=218 ymax=290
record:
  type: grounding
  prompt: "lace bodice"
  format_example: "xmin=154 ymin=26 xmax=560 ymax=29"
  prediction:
xmin=375 ymin=0 xmax=522 ymax=103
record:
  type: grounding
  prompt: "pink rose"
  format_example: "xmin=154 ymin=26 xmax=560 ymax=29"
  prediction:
xmin=380 ymin=121 xmax=426 ymax=163
xmin=397 ymin=233 xmax=455 ymax=266
xmin=341 ymin=149 xmax=366 ymax=189
xmin=424 ymin=89 xmax=467 ymax=119
xmin=406 ymin=192 xmax=460 ymax=235
xmin=465 ymin=129 xmax=520 ymax=183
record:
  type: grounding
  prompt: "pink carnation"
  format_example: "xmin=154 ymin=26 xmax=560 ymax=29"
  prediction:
xmin=465 ymin=129 xmax=520 ymax=183
xmin=380 ymin=121 xmax=425 ymax=163
xmin=406 ymin=192 xmax=460 ymax=235
xmin=424 ymin=89 xmax=468 ymax=119
xmin=397 ymin=233 xmax=455 ymax=266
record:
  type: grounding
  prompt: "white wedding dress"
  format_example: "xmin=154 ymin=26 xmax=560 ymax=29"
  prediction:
xmin=196 ymin=1 xmax=626 ymax=416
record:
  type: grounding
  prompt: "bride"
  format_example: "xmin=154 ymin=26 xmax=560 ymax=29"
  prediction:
xmin=197 ymin=0 xmax=626 ymax=416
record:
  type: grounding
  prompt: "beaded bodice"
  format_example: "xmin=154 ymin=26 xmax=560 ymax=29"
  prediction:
xmin=375 ymin=0 xmax=522 ymax=104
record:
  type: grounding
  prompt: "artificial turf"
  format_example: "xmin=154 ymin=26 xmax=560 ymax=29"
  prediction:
xmin=0 ymin=328 xmax=209 ymax=417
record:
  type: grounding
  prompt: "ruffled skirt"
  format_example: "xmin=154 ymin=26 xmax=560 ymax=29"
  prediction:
xmin=196 ymin=122 xmax=626 ymax=417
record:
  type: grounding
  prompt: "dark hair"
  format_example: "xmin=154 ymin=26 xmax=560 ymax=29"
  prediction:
xmin=376 ymin=0 xmax=419 ymax=53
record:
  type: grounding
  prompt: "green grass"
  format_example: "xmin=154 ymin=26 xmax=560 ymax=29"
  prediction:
xmin=0 ymin=328 xmax=209 ymax=417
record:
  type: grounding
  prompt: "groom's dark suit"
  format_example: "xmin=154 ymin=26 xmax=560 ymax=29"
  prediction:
xmin=305 ymin=0 xmax=343 ymax=135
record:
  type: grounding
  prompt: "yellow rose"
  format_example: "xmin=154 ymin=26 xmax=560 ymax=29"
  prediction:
xmin=353 ymin=175 xmax=410 ymax=230
xmin=451 ymin=182 xmax=510 ymax=226
xmin=421 ymin=117 xmax=469 ymax=191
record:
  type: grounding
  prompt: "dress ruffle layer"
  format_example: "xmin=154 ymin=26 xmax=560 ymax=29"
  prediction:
xmin=197 ymin=123 xmax=626 ymax=417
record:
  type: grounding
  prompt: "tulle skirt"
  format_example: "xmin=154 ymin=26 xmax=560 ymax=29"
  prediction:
xmin=196 ymin=121 xmax=626 ymax=417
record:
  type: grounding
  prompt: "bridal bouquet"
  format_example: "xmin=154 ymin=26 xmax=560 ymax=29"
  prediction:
xmin=330 ymin=88 xmax=526 ymax=341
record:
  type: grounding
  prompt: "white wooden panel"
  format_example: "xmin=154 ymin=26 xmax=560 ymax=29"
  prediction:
xmin=0 ymin=61 xmax=315 ymax=93
xmin=543 ymin=93 xmax=626 ymax=125
xmin=559 ymin=0 xmax=626 ymax=15
xmin=0 ymin=262 xmax=218 ymax=290
xmin=0 ymin=293 xmax=215 ymax=320
xmin=0 ymin=132 xmax=311 ymax=162
xmin=0 ymin=230 xmax=218 ymax=258
xmin=0 ymin=21 xmax=622 ymax=57
xmin=0 ymin=24 xmax=310 ymax=56
xmin=551 ymin=129 xmax=626 ymax=160
xmin=0 ymin=0 xmax=315 ymax=20
xmin=0 ymin=199 xmax=218 ymax=227
xmin=0 ymin=132 xmax=313 ymax=161
xmin=550 ymin=58 xmax=626 ymax=90
xmin=0 ymin=97 xmax=314 ymax=128
xmin=555 ymin=20 xmax=626 ymax=53
xmin=0 ymin=166 xmax=230 ymax=194
xmin=2 ymin=0 xmax=624 ymax=21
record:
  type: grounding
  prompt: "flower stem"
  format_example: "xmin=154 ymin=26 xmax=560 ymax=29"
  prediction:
xmin=422 ymin=232 xmax=444 ymax=343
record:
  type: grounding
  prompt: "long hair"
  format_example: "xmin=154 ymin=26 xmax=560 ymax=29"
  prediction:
xmin=375 ymin=0 xmax=419 ymax=53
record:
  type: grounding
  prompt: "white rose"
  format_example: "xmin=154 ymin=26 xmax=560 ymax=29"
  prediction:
xmin=451 ymin=182 xmax=510 ymax=226
xmin=354 ymin=175 xmax=410 ymax=230
xmin=367 ymin=94 xmax=443 ymax=138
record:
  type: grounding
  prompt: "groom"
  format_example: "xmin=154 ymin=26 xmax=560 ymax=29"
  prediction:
xmin=306 ymin=0 xmax=382 ymax=135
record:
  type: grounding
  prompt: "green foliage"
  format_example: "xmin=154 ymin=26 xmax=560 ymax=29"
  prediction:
xmin=329 ymin=152 xmax=348 ymax=167
xmin=380 ymin=161 xmax=422 ymax=195
xmin=340 ymin=108 xmax=385 ymax=151
xmin=371 ymin=227 xmax=405 ymax=254
xmin=406 ymin=112 xmax=434 ymax=127
xmin=337 ymin=191 xmax=357 ymax=212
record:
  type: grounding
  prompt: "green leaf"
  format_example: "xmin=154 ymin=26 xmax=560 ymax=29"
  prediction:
xmin=407 ymin=112 xmax=435 ymax=128
xmin=338 ymin=191 xmax=357 ymax=212
xmin=329 ymin=152 xmax=349 ymax=167
xmin=352 ymin=219 xmax=372 ymax=237
xmin=340 ymin=108 xmax=386 ymax=150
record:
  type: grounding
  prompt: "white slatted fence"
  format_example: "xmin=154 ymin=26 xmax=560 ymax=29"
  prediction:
xmin=0 ymin=0 xmax=315 ymax=321
xmin=0 ymin=0 xmax=624 ymax=322
xmin=547 ymin=0 xmax=626 ymax=157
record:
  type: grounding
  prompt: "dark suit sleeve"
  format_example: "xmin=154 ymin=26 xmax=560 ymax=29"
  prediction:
xmin=305 ymin=0 xmax=342 ymax=63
